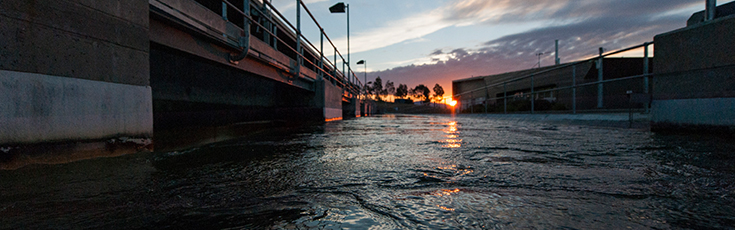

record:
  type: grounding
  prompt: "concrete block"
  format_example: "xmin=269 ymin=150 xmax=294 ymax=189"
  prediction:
xmin=0 ymin=3 xmax=149 ymax=86
xmin=654 ymin=16 xmax=735 ymax=75
xmin=652 ymin=98 xmax=735 ymax=126
xmin=0 ymin=70 xmax=153 ymax=144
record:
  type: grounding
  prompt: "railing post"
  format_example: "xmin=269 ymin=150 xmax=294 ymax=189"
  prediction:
xmin=597 ymin=47 xmax=604 ymax=109
xmin=221 ymin=1 xmax=228 ymax=21
xmin=644 ymin=42 xmax=650 ymax=114
xmin=272 ymin=25 xmax=278 ymax=50
xmin=531 ymin=75 xmax=535 ymax=114
xmin=503 ymin=83 xmax=507 ymax=114
xmin=319 ymin=29 xmax=324 ymax=81
xmin=572 ymin=65 xmax=577 ymax=114
xmin=295 ymin=0 xmax=301 ymax=78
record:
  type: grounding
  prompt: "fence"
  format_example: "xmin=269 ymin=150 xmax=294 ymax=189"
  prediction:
xmin=454 ymin=42 xmax=653 ymax=114
xmin=200 ymin=0 xmax=363 ymax=95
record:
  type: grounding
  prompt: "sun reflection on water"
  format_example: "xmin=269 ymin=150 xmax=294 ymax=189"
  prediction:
xmin=442 ymin=121 xmax=462 ymax=148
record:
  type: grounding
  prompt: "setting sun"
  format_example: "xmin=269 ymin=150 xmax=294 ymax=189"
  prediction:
xmin=448 ymin=100 xmax=457 ymax=107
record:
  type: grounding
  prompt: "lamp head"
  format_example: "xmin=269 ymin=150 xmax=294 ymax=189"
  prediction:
xmin=356 ymin=60 xmax=365 ymax=65
xmin=329 ymin=2 xmax=346 ymax=13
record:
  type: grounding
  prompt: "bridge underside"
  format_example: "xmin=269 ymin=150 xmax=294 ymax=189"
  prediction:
xmin=149 ymin=0 xmax=359 ymax=129
xmin=150 ymin=44 xmax=321 ymax=129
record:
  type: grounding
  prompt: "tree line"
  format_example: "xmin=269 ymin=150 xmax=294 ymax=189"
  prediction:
xmin=364 ymin=77 xmax=445 ymax=104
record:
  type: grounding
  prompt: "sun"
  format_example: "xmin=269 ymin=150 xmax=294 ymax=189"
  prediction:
xmin=449 ymin=100 xmax=457 ymax=107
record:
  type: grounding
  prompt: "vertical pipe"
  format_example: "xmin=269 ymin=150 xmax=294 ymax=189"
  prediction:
xmin=644 ymin=42 xmax=650 ymax=114
xmin=572 ymin=65 xmax=577 ymax=114
xmin=597 ymin=47 xmax=604 ymax=108
xmin=243 ymin=0 xmax=249 ymax=23
xmin=504 ymin=83 xmax=507 ymax=114
xmin=555 ymin=40 xmax=560 ymax=65
xmin=644 ymin=43 xmax=649 ymax=88
xmin=531 ymin=75 xmax=535 ymax=114
xmin=706 ymin=0 xmax=717 ymax=21
xmin=295 ymin=0 xmax=301 ymax=78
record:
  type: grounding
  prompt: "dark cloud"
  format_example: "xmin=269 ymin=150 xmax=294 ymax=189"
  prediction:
xmin=371 ymin=1 xmax=699 ymax=96
xmin=430 ymin=49 xmax=444 ymax=55
xmin=449 ymin=48 xmax=470 ymax=58
xmin=443 ymin=0 xmax=701 ymax=25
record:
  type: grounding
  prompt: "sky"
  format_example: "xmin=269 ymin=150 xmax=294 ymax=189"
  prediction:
xmin=271 ymin=0 xmax=732 ymax=100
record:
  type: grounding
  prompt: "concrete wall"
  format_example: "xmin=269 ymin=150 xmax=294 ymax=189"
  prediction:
xmin=315 ymin=79 xmax=344 ymax=120
xmin=0 ymin=71 xmax=152 ymax=144
xmin=652 ymin=15 xmax=735 ymax=132
xmin=0 ymin=0 xmax=152 ymax=144
xmin=150 ymin=45 xmax=321 ymax=129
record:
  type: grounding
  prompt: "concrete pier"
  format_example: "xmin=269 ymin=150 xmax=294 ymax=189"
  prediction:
xmin=0 ymin=0 xmax=152 ymax=144
xmin=652 ymin=3 xmax=735 ymax=133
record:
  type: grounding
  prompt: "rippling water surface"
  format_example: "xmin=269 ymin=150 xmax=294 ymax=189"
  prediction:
xmin=2 ymin=114 xmax=735 ymax=229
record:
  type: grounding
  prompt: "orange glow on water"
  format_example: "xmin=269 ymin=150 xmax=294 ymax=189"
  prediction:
xmin=325 ymin=117 xmax=343 ymax=122
xmin=442 ymin=121 xmax=461 ymax=148
xmin=432 ymin=188 xmax=461 ymax=197
xmin=438 ymin=205 xmax=455 ymax=211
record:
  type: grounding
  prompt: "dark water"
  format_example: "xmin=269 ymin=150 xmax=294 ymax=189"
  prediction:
xmin=2 ymin=114 xmax=735 ymax=229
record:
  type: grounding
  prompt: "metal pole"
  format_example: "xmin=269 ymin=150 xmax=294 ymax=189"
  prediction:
xmin=644 ymin=42 xmax=650 ymax=114
xmin=273 ymin=25 xmax=278 ymax=50
xmin=504 ymin=83 xmax=507 ymax=114
xmin=531 ymin=75 xmax=535 ymax=114
xmin=555 ymin=40 xmax=560 ymax=65
xmin=295 ymin=0 xmax=301 ymax=78
xmin=319 ymin=29 xmax=324 ymax=81
xmin=572 ymin=65 xmax=577 ymax=114
xmin=333 ymin=50 xmax=337 ymax=80
xmin=221 ymin=2 xmax=228 ymax=21
xmin=346 ymin=4 xmax=350 ymax=76
xmin=706 ymin=0 xmax=717 ymax=21
xmin=597 ymin=47 xmax=604 ymax=109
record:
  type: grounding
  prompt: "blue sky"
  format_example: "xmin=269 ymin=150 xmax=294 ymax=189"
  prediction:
xmin=271 ymin=0 xmax=732 ymax=97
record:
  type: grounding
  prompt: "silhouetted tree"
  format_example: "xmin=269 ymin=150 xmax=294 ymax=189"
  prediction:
xmin=411 ymin=84 xmax=431 ymax=103
xmin=432 ymin=84 xmax=445 ymax=103
xmin=372 ymin=77 xmax=384 ymax=101
xmin=384 ymin=81 xmax=395 ymax=101
xmin=395 ymin=84 xmax=408 ymax=99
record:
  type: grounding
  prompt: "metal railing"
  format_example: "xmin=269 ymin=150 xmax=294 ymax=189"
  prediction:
xmin=218 ymin=0 xmax=363 ymax=95
xmin=454 ymin=42 xmax=653 ymax=114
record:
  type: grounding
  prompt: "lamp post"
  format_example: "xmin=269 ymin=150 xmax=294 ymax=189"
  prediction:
xmin=329 ymin=2 xmax=350 ymax=76
xmin=357 ymin=60 xmax=366 ymax=100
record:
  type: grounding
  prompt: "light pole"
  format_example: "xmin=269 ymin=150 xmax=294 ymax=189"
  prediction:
xmin=329 ymin=2 xmax=350 ymax=76
xmin=356 ymin=60 xmax=366 ymax=86
xmin=357 ymin=60 xmax=366 ymax=100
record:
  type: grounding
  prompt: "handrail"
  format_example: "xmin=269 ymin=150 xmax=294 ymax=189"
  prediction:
xmin=218 ymin=0 xmax=362 ymax=94
xmin=453 ymin=41 xmax=654 ymax=114
xmin=453 ymin=42 xmax=653 ymax=97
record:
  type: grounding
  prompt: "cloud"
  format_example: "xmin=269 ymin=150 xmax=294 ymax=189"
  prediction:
xmin=369 ymin=0 xmax=701 ymax=96
xmin=332 ymin=12 xmax=451 ymax=54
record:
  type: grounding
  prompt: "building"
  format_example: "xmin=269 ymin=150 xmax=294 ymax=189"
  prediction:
xmin=453 ymin=57 xmax=652 ymax=113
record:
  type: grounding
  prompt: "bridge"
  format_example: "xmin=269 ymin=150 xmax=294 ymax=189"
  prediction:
xmin=1 ymin=0 xmax=372 ymax=145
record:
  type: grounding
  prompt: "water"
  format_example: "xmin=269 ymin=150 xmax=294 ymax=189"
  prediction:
xmin=2 ymin=114 xmax=735 ymax=229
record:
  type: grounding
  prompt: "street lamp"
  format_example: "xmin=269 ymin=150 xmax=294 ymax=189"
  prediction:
xmin=329 ymin=2 xmax=350 ymax=75
xmin=357 ymin=60 xmax=366 ymax=99
xmin=356 ymin=60 xmax=366 ymax=85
